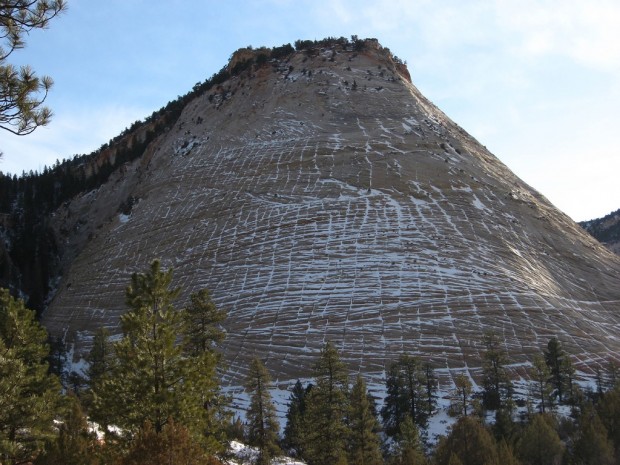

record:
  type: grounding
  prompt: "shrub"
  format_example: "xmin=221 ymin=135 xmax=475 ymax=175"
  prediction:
xmin=119 ymin=419 xmax=214 ymax=465
xmin=271 ymin=43 xmax=294 ymax=59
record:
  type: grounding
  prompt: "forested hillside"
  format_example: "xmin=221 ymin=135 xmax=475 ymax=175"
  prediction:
xmin=581 ymin=208 xmax=620 ymax=255
xmin=2 ymin=260 xmax=620 ymax=464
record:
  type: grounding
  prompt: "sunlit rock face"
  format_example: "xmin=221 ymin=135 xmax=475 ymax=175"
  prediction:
xmin=43 ymin=41 xmax=620 ymax=386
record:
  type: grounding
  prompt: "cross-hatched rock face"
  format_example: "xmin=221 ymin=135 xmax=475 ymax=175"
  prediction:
xmin=43 ymin=42 xmax=620 ymax=386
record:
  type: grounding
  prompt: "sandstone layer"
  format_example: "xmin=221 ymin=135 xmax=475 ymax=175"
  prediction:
xmin=43 ymin=41 xmax=620 ymax=386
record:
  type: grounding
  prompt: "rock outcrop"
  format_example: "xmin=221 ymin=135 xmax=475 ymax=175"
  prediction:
xmin=42 ymin=40 xmax=620 ymax=387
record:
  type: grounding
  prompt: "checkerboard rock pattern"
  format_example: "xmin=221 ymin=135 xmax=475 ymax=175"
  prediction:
xmin=43 ymin=42 xmax=620 ymax=387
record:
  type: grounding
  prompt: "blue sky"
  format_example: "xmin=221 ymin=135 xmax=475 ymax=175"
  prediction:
xmin=1 ymin=0 xmax=619 ymax=222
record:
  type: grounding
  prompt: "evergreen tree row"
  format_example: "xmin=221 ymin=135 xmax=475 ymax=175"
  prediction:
xmin=257 ymin=335 xmax=620 ymax=465
xmin=2 ymin=260 xmax=620 ymax=464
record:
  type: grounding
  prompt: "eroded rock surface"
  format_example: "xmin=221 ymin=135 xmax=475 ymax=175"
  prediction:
xmin=43 ymin=42 xmax=620 ymax=386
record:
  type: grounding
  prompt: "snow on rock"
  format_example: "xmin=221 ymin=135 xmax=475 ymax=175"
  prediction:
xmin=43 ymin=40 xmax=620 ymax=393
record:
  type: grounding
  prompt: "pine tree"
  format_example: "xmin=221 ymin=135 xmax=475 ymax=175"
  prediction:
xmin=0 ymin=288 xmax=62 ymax=465
xmin=227 ymin=416 xmax=246 ymax=442
xmin=493 ymin=400 xmax=517 ymax=443
xmin=304 ymin=341 xmax=350 ymax=465
xmin=399 ymin=355 xmax=428 ymax=426
xmin=382 ymin=362 xmax=407 ymax=437
xmin=283 ymin=380 xmax=310 ymax=457
xmin=481 ymin=332 xmax=512 ymax=410
xmin=573 ymin=406 xmax=615 ymax=465
xmin=183 ymin=290 xmax=230 ymax=451
xmin=90 ymin=260 xmax=227 ymax=453
xmin=96 ymin=260 xmax=184 ymax=434
xmin=597 ymin=387 xmax=620 ymax=461
xmin=347 ymin=375 xmax=382 ymax=465
xmin=85 ymin=327 xmax=114 ymax=414
xmin=595 ymin=366 xmax=605 ymax=397
xmin=382 ymin=355 xmax=432 ymax=437
xmin=495 ymin=439 xmax=520 ymax=465
xmin=605 ymin=359 xmax=619 ymax=391
xmin=561 ymin=356 xmax=576 ymax=404
xmin=191 ymin=350 xmax=230 ymax=452
xmin=452 ymin=373 xmax=473 ymax=417
xmin=184 ymin=288 xmax=226 ymax=356
xmin=447 ymin=453 xmax=464 ymax=465
xmin=47 ymin=334 xmax=68 ymax=385
xmin=119 ymin=419 xmax=212 ymax=465
xmin=391 ymin=415 xmax=426 ymax=465
xmin=86 ymin=327 xmax=113 ymax=385
xmin=424 ymin=362 xmax=438 ymax=417
xmin=530 ymin=355 xmax=553 ymax=413
xmin=245 ymin=358 xmax=280 ymax=465
xmin=433 ymin=416 xmax=499 ymax=465
xmin=66 ymin=370 xmax=87 ymax=397
xmin=544 ymin=337 xmax=566 ymax=403
xmin=37 ymin=395 xmax=100 ymax=465
xmin=517 ymin=414 xmax=563 ymax=465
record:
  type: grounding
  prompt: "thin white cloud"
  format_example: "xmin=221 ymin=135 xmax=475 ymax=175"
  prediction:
xmin=308 ymin=0 xmax=620 ymax=73
xmin=495 ymin=0 xmax=620 ymax=71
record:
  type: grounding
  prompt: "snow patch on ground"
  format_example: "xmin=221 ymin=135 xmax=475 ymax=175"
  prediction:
xmin=226 ymin=441 xmax=305 ymax=465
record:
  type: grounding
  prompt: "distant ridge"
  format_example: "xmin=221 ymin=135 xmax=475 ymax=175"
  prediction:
xmin=580 ymin=208 xmax=620 ymax=255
